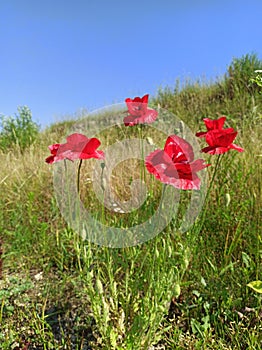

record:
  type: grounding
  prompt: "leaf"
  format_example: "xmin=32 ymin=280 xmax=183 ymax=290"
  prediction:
xmin=247 ymin=280 xmax=262 ymax=293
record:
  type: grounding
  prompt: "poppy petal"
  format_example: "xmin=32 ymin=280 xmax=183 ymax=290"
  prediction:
xmin=164 ymin=135 xmax=194 ymax=163
xmin=203 ymin=116 xmax=226 ymax=131
xmin=229 ymin=143 xmax=244 ymax=152
xmin=140 ymin=108 xmax=158 ymax=124
xmin=205 ymin=130 xmax=237 ymax=148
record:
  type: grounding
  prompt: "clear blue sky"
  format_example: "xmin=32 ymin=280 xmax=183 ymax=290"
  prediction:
xmin=1 ymin=0 xmax=261 ymax=129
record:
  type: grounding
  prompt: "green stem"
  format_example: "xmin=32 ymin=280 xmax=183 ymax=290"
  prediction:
xmin=77 ymin=159 xmax=83 ymax=194
xmin=157 ymin=183 xmax=167 ymax=230
xmin=149 ymin=184 xmax=167 ymax=286
xmin=100 ymin=162 xmax=105 ymax=224
xmin=139 ymin=124 xmax=146 ymax=182
xmin=195 ymin=153 xmax=223 ymax=237
xmin=181 ymin=155 xmax=224 ymax=296
xmin=63 ymin=159 xmax=73 ymax=225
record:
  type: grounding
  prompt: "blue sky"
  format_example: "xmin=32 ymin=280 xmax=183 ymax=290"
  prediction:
xmin=0 ymin=0 xmax=261 ymax=129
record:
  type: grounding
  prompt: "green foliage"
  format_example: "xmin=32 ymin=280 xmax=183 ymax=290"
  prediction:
xmin=0 ymin=106 xmax=39 ymax=152
xmin=247 ymin=280 xmax=262 ymax=293
xmin=250 ymin=70 xmax=262 ymax=92
xmin=225 ymin=53 xmax=262 ymax=96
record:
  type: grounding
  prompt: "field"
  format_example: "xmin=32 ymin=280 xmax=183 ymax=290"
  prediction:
xmin=0 ymin=54 xmax=261 ymax=349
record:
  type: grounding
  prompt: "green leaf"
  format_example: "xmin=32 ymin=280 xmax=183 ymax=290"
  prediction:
xmin=247 ymin=280 xmax=262 ymax=293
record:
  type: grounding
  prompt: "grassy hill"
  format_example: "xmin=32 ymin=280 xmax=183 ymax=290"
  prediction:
xmin=0 ymin=54 xmax=261 ymax=349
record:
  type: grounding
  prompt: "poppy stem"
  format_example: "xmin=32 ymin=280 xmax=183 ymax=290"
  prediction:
xmin=157 ymin=183 xmax=167 ymax=231
xmin=77 ymin=159 xmax=83 ymax=194
xmin=197 ymin=154 xmax=223 ymax=235
xmin=139 ymin=124 xmax=146 ymax=183
xmin=206 ymin=154 xmax=222 ymax=205
xmin=100 ymin=162 xmax=106 ymax=224
xmin=147 ymin=184 xmax=168 ymax=297
xmin=185 ymin=154 xmax=223 ymax=271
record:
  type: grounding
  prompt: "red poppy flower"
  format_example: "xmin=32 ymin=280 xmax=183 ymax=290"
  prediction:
xmin=45 ymin=133 xmax=104 ymax=163
xmin=145 ymin=135 xmax=210 ymax=190
xmin=45 ymin=143 xmax=62 ymax=164
xmin=200 ymin=129 xmax=244 ymax=154
xmin=57 ymin=133 xmax=105 ymax=161
xmin=196 ymin=116 xmax=228 ymax=138
xmin=196 ymin=117 xmax=244 ymax=154
xmin=124 ymin=94 xmax=158 ymax=126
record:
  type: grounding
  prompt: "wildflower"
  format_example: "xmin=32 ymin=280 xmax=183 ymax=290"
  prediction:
xmin=45 ymin=143 xmax=62 ymax=164
xmin=196 ymin=117 xmax=244 ymax=154
xmin=45 ymin=133 xmax=104 ymax=163
xmin=124 ymin=94 xmax=158 ymax=126
xmin=145 ymin=135 xmax=210 ymax=190
xmin=195 ymin=116 xmax=228 ymax=138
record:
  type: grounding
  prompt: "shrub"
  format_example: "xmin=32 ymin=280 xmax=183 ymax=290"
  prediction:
xmin=224 ymin=53 xmax=262 ymax=97
xmin=0 ymin=106 xmax=39 ymax=152
xmin=250 ymin=69 xmax=262 ymax=92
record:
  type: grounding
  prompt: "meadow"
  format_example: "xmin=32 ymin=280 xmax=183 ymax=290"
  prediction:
xmin=0 ymin=54 xmax=261 ymax=349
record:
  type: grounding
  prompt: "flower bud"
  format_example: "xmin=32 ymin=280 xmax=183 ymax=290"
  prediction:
xmin=173 ymin=283 xmax=181 ymax=298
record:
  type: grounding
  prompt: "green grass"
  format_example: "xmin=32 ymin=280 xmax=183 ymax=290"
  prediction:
xmin=0 ymin=54 xmax=261 ymax=349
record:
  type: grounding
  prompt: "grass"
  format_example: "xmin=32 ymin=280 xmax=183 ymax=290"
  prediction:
xmin=0 ymin=55 xmax=261 ymax=349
